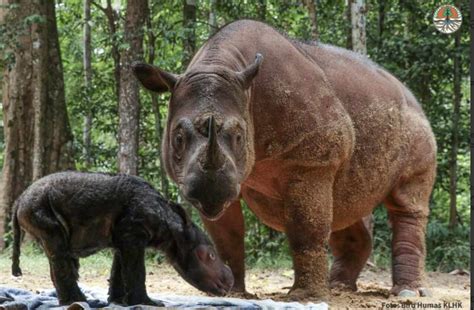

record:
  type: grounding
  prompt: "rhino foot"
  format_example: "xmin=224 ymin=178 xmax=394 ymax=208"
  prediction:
xmin=288 ymin=287 xmax=329 ymax=302
xmin=226 ymin=290 xmax=258 ymax=299
xmin=330 ymin=281 xmax=357 ymax=292
xmin=392 ymin=286 xmax=432 ymax=297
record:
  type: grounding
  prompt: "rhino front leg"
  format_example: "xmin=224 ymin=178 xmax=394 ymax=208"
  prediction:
xmin=285 ymin=171 xmax=334 ymax=300
xmin=108 ymin=251 xmax=125 ymax=304
xmin=118 ymin=245 xmax=157 ymax=306
xmin=201 ymin=200 xmax=247 ymax=293
xmin=113 ymin=224 xmax=163 ymax=307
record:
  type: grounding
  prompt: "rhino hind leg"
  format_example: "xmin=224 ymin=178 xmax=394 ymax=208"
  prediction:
xmin=329 ymin=218 xmax=372 ymax=291
xmin=34 ymin=211 xmax=86 ymax=305
xmin=384 ymin=166 xmax=434 ymax=297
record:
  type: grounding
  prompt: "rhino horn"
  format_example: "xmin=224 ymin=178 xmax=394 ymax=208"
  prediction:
xmin=204 ymin=116 xmax=224 ymax=170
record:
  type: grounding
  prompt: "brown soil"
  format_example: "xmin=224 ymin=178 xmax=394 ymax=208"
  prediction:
xmin=0 ymin=262 xmax=469 ymax=309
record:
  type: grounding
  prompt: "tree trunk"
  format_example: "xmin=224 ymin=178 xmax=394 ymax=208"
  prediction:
xmin=345 ymin=0 xmax=352 ymax=49
xmin=350 ymin=0 xmax=367 ymax=55
xmin=449 ymin=28 xmax=462 ymax=229
xmin=118 ymin=0 xmax=148 ymax=175
xmin=209 ymin=0 xmax=217 ymax=35
xmin=377 ymin=0 xmax=385 ymax=48
xmin=257 ymin=0 xmax=266 ymax=22
xmin=303 ymin=0 xmax=318 ymax=40
xmin=83 ymin=0 xmax=93 ymax=168
xmin=0 ymin=0 xmax=74 ymax=249
xmin=146 ymin=9 xmax=169 ymax=198
xmin=92 ymin=0 xmax=121 ymax=101
xmin=182 ymin=0 xmax=196 ymax=67
xmin=349 ymin=0 xmax=372 ymax=261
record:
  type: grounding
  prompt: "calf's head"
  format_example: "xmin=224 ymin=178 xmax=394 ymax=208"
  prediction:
xmin=133 ymin=54 xmax=263 ymax=219
xmin=164 ymin=202 xmax=234 ymax=295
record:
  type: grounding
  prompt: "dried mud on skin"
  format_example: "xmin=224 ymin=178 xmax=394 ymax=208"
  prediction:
xmin=1 ymin=265 xmax=469 ymax=309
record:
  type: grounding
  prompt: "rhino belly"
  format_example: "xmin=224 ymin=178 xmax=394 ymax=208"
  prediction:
xmin=69 ymin=217 xmax=114 ymax=257
xmin=241 ymin=186 xmax=286 ymax=232
xmin=331 ymin=142 xmax=404 ymax=230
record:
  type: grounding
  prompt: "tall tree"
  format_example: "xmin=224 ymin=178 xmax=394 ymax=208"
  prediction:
xmin=256 ymin=0 xmax=266 ymax=21
xmin=377 ymin=0 xmax=385 ymax=48
xmin=348 ymin=0 xmax=372 ymax=254
xmin=345 ymin=2 xmax=352 ymax=49
xmin=349 ymin=0 xmax=367 ymax=55
xmin=118 ymin=0 xmax=148 ymax=175
xmin=0 ymin=0 xmax=74 ymax=249
xmin=208 ymin=0 xmax=217 ymax=35
xmin=449 ymin=26 xmax=462 ymax=229
xmin=182 ymin=0 xmax=196 ymax=67
xmin=83 ymin=0 xmax=93 ymax=168
xmin=146 ymin=8 xmax=169 ymax=198
xmin=92 ymin=0 xmax=121 ymax=101
xmin=303 ymin=0 xmax=318 ymax=40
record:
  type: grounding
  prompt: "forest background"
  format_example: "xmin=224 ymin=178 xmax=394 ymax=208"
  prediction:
xmin=0 ymin=0 xmax=470 ymax=272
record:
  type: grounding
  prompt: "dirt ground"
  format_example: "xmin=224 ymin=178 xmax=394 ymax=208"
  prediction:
xmin=0 ymin=257 xmax=469 ymax=309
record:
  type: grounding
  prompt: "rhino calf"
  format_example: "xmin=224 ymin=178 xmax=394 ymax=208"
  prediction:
xmin=11 ymin=171 xmax=234 ymax=306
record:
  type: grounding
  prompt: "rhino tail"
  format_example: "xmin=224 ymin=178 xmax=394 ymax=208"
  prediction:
xmin=11 ymin=199 xmax=23 ymax=277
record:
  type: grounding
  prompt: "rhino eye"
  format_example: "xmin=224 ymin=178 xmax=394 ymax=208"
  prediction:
xmin=175 ymin=134 xmax=183 ymax=146
xmin=236 ymin=134 xmax=242 ymax=144
xmin=233 ymin=132 xmax=245 ymax=152
xmin=173 ymin=133 xmax=185 ymax=156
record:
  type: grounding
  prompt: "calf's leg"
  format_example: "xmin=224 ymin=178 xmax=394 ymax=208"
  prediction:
xmin=113 ymin=224 xmax=163 ymax=307
xmin=329 ymin=219 xmax=372 ymax=291
xmin=118 ymin=245 xmax=165 ymax=306
xmin=33 ymin=211 xmax=85 ymax=305
xmin=108 ymin=251 xmax=125 ymax=304
xmin=47 ymin=255 xmax=84 ymax=305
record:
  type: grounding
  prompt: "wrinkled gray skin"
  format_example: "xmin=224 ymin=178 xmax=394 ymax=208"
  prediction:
xmin=11 ymin=171 xmax=234 ymax=306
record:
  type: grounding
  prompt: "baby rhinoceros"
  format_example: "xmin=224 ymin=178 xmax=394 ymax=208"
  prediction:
xmin=11 ymin=171 xmax=234 ymax=306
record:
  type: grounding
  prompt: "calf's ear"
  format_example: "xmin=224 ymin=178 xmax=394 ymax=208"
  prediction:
xmin=132 ymin=62 xmax=178 ymax=93
xmin=237 ymin=53 xmax=263 ymax=89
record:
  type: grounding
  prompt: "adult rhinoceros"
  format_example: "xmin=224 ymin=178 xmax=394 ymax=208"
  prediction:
xmin=133 ymin=20 xmax=436 ymax=299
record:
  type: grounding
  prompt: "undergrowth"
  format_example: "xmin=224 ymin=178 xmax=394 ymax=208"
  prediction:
xmin=0 ymin=204 xmax=468 ymax=273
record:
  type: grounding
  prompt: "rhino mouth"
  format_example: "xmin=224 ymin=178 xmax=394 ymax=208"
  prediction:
xmin=188 ymin=198 xmax=232 ymax=221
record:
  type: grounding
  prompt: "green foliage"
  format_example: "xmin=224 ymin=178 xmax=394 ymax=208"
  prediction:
xmin=426 ymin=220 xmax=470 ymax=271
xmin=0 ymin=0 xmax=469 ymax=272
xmin=372 ymin=206 xmax=392 ymax=268
xmin=373 ymin=204 xmax=470 ymax=272
xmin=241 ymin=201 xmax=291 ymax=267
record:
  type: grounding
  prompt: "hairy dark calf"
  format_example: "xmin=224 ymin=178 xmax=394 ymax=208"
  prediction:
xmin=11 ymin=171 xmax=233 ymax=306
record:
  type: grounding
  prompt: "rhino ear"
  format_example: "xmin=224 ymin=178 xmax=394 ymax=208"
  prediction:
xmin=132 ymin=62 xmax=178 ymax=93
xmin=237 ymin=53 xmax=263 ymax=89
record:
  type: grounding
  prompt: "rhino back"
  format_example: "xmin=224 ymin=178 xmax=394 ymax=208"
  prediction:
xmin=17 ymin=172 xmax=157 ymax=256
xmin=307 ymin=43 xmax=435 ymax=226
